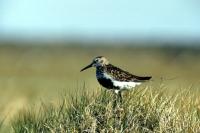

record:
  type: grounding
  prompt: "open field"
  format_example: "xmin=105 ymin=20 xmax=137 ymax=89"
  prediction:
xmin=0 ymin=44 xmax=200 ymax=132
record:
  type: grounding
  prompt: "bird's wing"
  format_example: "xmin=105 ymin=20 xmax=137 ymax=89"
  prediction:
xmin=105 ymin=64 xmax=151 ymax=82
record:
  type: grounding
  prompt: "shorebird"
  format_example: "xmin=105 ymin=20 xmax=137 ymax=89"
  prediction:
xmin=80 ymin=56 xmax=151 ymax=98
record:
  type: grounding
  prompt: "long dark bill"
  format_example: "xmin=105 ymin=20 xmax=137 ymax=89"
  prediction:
xmin=80 ymin=63 xmax=93 ymax=72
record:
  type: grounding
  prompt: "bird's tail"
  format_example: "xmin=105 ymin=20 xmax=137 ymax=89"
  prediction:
xmin=136 ymin=76 xmax=152 ymax=81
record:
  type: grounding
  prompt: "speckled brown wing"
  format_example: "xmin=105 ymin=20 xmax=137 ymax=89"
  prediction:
xmin=105 ymin=64 xmax=151 ymax=82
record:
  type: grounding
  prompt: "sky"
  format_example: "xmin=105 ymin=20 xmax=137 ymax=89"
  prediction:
xmin=0 ymin=0 xmax=200 ymax=42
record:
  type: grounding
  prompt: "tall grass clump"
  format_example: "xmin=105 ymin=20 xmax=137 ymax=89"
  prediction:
xmin=12 ymin=86 xmax=200 ymax=132
xmin=0 ymin=119 xmax=3 ymax=131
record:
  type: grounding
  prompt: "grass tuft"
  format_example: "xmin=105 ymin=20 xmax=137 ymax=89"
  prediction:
xmin=12 ymin=86 xmax=200 ymax=132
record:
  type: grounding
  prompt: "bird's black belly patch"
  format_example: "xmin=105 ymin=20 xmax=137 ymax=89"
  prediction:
xmin=97 ymin=78 xmax=116 ymax=89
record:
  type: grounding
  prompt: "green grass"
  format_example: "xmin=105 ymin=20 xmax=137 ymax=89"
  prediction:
xmin=0 ymin=119 xmax=3 ymax=131
xmin=12 ymin=85 xmax=200 ymax=132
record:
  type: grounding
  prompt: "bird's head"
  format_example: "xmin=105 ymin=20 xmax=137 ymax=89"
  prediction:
xmin=80 ymin=56 xmax=109 ymax=72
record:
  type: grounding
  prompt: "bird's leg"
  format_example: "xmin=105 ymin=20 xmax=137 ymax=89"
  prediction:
xmin=113 ymin=93 xmax=117 ymax=109
xmin=113 ymin=90 xmax=122 ymax=108
xmin=113 ymin=90 xmax=124 ymax=129
xmin=118 ymin=91 xmax=122 ymax=104
xmin=113 ymin=90 xmax=119 ymax=109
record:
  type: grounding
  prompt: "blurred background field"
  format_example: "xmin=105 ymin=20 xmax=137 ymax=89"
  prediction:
xmin=0 ymin=43 xmax=200 ymax=127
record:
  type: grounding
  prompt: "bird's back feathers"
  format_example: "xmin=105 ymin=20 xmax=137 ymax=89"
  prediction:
xmin=105 ymin=64 xmax=151 ymax=82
